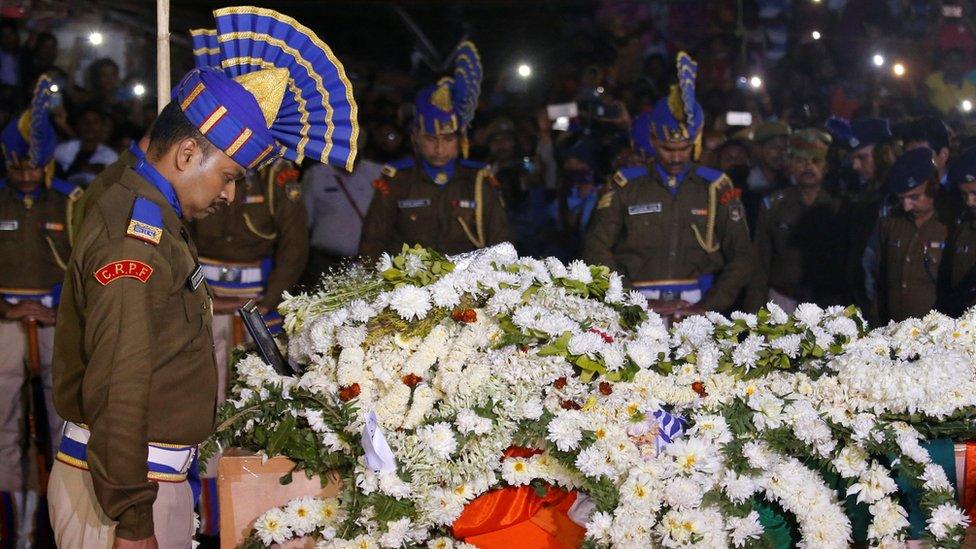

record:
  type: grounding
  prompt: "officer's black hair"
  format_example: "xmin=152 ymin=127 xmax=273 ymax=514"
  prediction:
xmin=147 ymin=101 xmax=214 ymax=161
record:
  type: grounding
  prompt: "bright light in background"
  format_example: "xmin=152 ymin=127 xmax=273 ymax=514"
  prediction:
xmin=132 ymin=83 xmax=146 ymax=97
xmin=516 ymin=63 xmax=532 ymax=79
xmin=811 ymin=30 xmax=821 ymax=40
xmin=49 ymin=83 xmax=59 ymax=93
xmin=872 ymin=53 xmax=885 ymax=67
xmin=962 ymin=99 xmax=973 ymax=112
xmin=88 ymin=31 xmax=103 ymax=46
xmin=892 ymin=63 xmax=906 ymax=77
xmin=749 ymin=75 xmax=763 ymax=89
xmin=595 ymin=86 xmax=605 ymax=94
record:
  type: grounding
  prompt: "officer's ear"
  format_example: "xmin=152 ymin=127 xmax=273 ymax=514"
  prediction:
xmin=173 ymin=138 xmax=203 ymax=173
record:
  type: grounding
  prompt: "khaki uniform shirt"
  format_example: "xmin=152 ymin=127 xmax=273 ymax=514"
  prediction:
xmin=581 ymin=163 xmax=755 ymax=311
xmin=0 ymin=180 xmax=79 ymax=313
xmin=358 ymin=159 xmax=510 ymax=258
xmin=70 ymin=148 xmax=136 ymax=238
xmin=949 ymin=214 xmax=976 ymax=289
xmin=744 ymin=186 xmax=848 ymax=310
xmin=878 ymin=211 xmax=950 ymax=322
xmin=190 ymin=160 xmax=308 ymax=310
xmin=53 ymin=163 xmax=216 ymax=540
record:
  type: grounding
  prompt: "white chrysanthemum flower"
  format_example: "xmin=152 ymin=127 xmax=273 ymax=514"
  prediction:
xmin=336 ymin=326 xmax=368 ymax=349
xmin=728 ymin=510 xmax=764 ymax=547
xmin=347 ymin=299 xmax=376 ymax=323
xmin=253 ymin=508 xmax=292 ymax=546
xmin=794 ymin=302 xmax=824 ymax=329
xmin=627 ymin=340 xmax=658 ymax=369
xmin=663 ymin=476 xmax=703 ymax=509
xmin=455 ymin=408 xmax=492 ymax=435
xmin=376 ymin=253 xmax=393 ymax=272
xmin=847 ymin=463 xmax=898 ymax=504
xmin=927 ymin=502 xmax=969 ymax=540
xmin=389 ymin=285 xmax=432 ymax=320
xmin=722 ymin=471 xmax=759 ymax=503
xmin=866 ymin=497 xmax=909 ymax=541
xmin=732 ymin=334 xmax=766 ymax=369
xmin=833 ymin=446 xmax=869 ymax=479
xmin=566 ymin=260 xmax=593 ymax=284
xmin=770 ymin=334 xmax=802 ymax=359
xmin=429 ymin=279 xmax=461 ymax=308
xmin=486 ymin=288 xmax=522 ymax=315
xmin=568 ymin=331 xmax=604 ymax=356
xmin=605 ymin=273 xmax=625 ymax=304
xmin=601 ymin=345 xmax=626 ymax=371
xmin=585 ymin=511 xmax=614 ymax=543
xmin=766 ymin=302 xmax=790 ymax=324
xmin=826 ymin=316 xmax=858 ymax=339
xmin=731 ymin=311 xmax=758 ymax=328
xmin=547 ymin=412 xmax=584 ymax=451
xmin=416 ymin=422 xmax=457 ymax=459
xmin=921 ymin=463 xmax=952 ymax=491
xmin=378 ymin=517 xmax=412 ymax=548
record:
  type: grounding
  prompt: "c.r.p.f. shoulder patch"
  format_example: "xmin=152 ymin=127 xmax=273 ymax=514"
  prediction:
xmin=94 ymin=260 xmax=154 ymax=285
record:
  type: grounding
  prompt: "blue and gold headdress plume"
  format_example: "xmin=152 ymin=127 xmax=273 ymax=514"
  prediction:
xmin=176 ymin=6 xmax=359 ymax=171
xmin=2 ymin=74 xmax=58 ymax=171
xmin=414 ymin=40 xmax=482 ymax=157
xmin=649 ymin=51 xmax=704 ymax=158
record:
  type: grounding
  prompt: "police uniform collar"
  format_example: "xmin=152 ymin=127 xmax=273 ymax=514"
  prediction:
xmin=1 ymin=180 xmax=44 ymax=207
xmin=129 ymin=143 xmax=183 ymax=218
xmin=421 ymin=159 xmax=455 ymax=186
xmin=654 ymin=163 xmax=691 ymax=191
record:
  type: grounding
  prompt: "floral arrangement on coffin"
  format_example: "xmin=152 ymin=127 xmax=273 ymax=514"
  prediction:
xmin=203 ymin=244 xmax=976 ymax=549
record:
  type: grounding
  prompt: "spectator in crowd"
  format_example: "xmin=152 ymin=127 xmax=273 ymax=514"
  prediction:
xmin=904 ymin=116 xmax=952 ymax=185
xmin=20 ymin=31 xmax=57 ymax=97
xmin=942 ymin=145 xmax=976 ymax=315
xmin=747 ymin=121 xmax=791 ymax=193
xmin=550 ymin=137 xmax=601 ymax=260
xmin=53 ymin=107 xmax=118 ymax=187
xmin=0 ymin=19 xmax=22 ymax=108
xmin=745 ymin=129 xmax=848 ymax=312
xmin=716 ymin=138 xmax=760 ymax=231
xmin=924 ymin=48 xmax=975 ymax=115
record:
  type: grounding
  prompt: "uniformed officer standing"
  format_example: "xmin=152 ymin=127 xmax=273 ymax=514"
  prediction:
xmin=359 ymin=42 xmax=510 ymax=258
xmin=877 ymin=148 xmax=953 ymax=322
xmin=744 ymin=129 xmax=848 ymax=312
xmin=0 ymin=75 xmax=79 ymax=545
xmin=582 ymin=52 xmax=754 ymax=317
xmin=48 ymin=7 xmax=358 ymax=547
xmin=941 ymin=146 xmax=976 ymax=315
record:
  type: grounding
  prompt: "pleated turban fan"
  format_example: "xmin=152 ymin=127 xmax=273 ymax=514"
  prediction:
xmin=1 ymin=74 xmax=59 ymax=170
xmin=183 ymin=6 xmax=358 ymax=171
xmin=413 ymin=41 xmax=483 ymax=136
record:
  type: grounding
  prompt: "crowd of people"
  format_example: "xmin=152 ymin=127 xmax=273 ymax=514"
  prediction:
xmin=1 ymin=0 xmax=976 ymax=546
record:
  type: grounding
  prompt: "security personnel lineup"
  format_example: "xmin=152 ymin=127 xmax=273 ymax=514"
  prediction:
xmin=0 ymin=6 xmax=976 ymax=548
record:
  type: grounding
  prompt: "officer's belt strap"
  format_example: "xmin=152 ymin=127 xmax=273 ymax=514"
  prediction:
xmin=55 ymin=422 xmax=196 ymax=483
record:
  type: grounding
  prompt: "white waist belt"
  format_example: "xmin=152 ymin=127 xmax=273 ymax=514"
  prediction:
xmin=58 ymin=422 xmax=196 ymax=481
xmin=200 ymin=263 xmax=265 ymax=284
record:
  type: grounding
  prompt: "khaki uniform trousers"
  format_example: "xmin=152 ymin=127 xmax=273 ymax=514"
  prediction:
xmin=0 ymin=320 xmax=61 ymax=492
xmin=47 ymin=461 xmax=194 ymax=549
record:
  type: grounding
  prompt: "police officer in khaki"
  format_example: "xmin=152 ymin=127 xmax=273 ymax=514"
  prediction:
xmin=876 ymin=147 xmax=953 ymax=322
xmin=0 ymin=75 xmax=79 ymax=544
xmin=941 ymin=146 xmax=976 ymax=315
xmin=359 ymin=41 xmax=510 ymax=258
xmin=49 ymin=7 xmax=359 ymax=547
xmin=190 ymin=158 xmax=308 ymax=382
xmin=582 ymin=52 xmax=753 ymax=317
xmin=744 ymin=129 xmax=848 ymax=313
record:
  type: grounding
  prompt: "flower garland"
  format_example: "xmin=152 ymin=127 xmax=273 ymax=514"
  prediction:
xmin=204 ymin=244 xmax=976 ymax=548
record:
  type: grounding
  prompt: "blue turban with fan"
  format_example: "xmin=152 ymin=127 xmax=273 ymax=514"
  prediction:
xmin=649 ymin=51 xmax=704 ymax=157
xmin=2 ymin=75 xmax=58 ymax=170
xmin=179 ymin=6 xmax=358 ymax=171
xmin=413 ymin=41 xmax=482 ymax=136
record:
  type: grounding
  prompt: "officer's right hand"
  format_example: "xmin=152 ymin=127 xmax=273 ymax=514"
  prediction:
xmin=5 ymin=301 xmax=56 ymax=325
xmin=114 ymin=536 xmax=158 ymax=549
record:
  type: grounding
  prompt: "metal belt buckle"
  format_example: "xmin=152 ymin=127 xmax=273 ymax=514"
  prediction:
xmin=217 ymin=266 xmax=240 ymax=283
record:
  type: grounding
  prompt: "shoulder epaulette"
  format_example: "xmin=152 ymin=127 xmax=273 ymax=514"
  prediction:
xmin=381 ymin=157 xmax=415 ymax=178
xmin=50 ymin=178 xmax=83 ymax=201
xmin=613 ymin=166 xmax=648 ymax=188
xmin=126 ymin=197 xmax=164 ymax=246
xmin=459 ymin=158 xmax=487 ymax=170
xmin=694 ymin=165 xmax=724 ymax=183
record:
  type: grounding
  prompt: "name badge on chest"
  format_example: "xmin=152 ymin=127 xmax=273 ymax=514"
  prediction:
xmin=187 ymin=264 xmax=205 ymax=291
xmin=628 ymin=202 xmax=662 ymax=216
xmin=398 ymin=198 xmax=431 ymax=209
xmin=0 ymin=220 xmax=18 ymax=231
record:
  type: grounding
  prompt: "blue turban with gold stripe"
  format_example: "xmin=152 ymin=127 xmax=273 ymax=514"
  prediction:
xmin=179 ymin=6 xmax=358 ymax=171
xmin=649 ymin=52 xmax=704 ymax=153
xmin=2 ymin=75 xmax=58 ymax=169
xmin=414 ymin=41 xmax=482 ymax=135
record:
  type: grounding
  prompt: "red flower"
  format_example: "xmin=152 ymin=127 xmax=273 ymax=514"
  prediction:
xmin=719 ymin=187 xmax=742 ymax=205
xmin=402 ymin=374 xmax=422 ymax=388
xmin=451 ymin=308 xmax=477 ymax=323
xmin=598 ymin=381 xmax=613 ymax=395
xmin=560 ymin=400 xmax=581 ymax=410
xmin=691 ymin=381 xmax=708 ymax=398
xmin=553 ymin=377 xmax=567 ymax=389
xmin=275 ymin=167 xmax=300 ymax=186
xmin=339 ymin=383 xmax=361 ymax=401
xmin=588 ymin=328 xmax=614 ymax=344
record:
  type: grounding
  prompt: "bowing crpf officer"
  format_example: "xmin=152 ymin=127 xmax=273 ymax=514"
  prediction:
xmin=49 ymin=6 xmax=358 ymax=547
xmin=582 ymin=51 xmax=754 ymax=317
